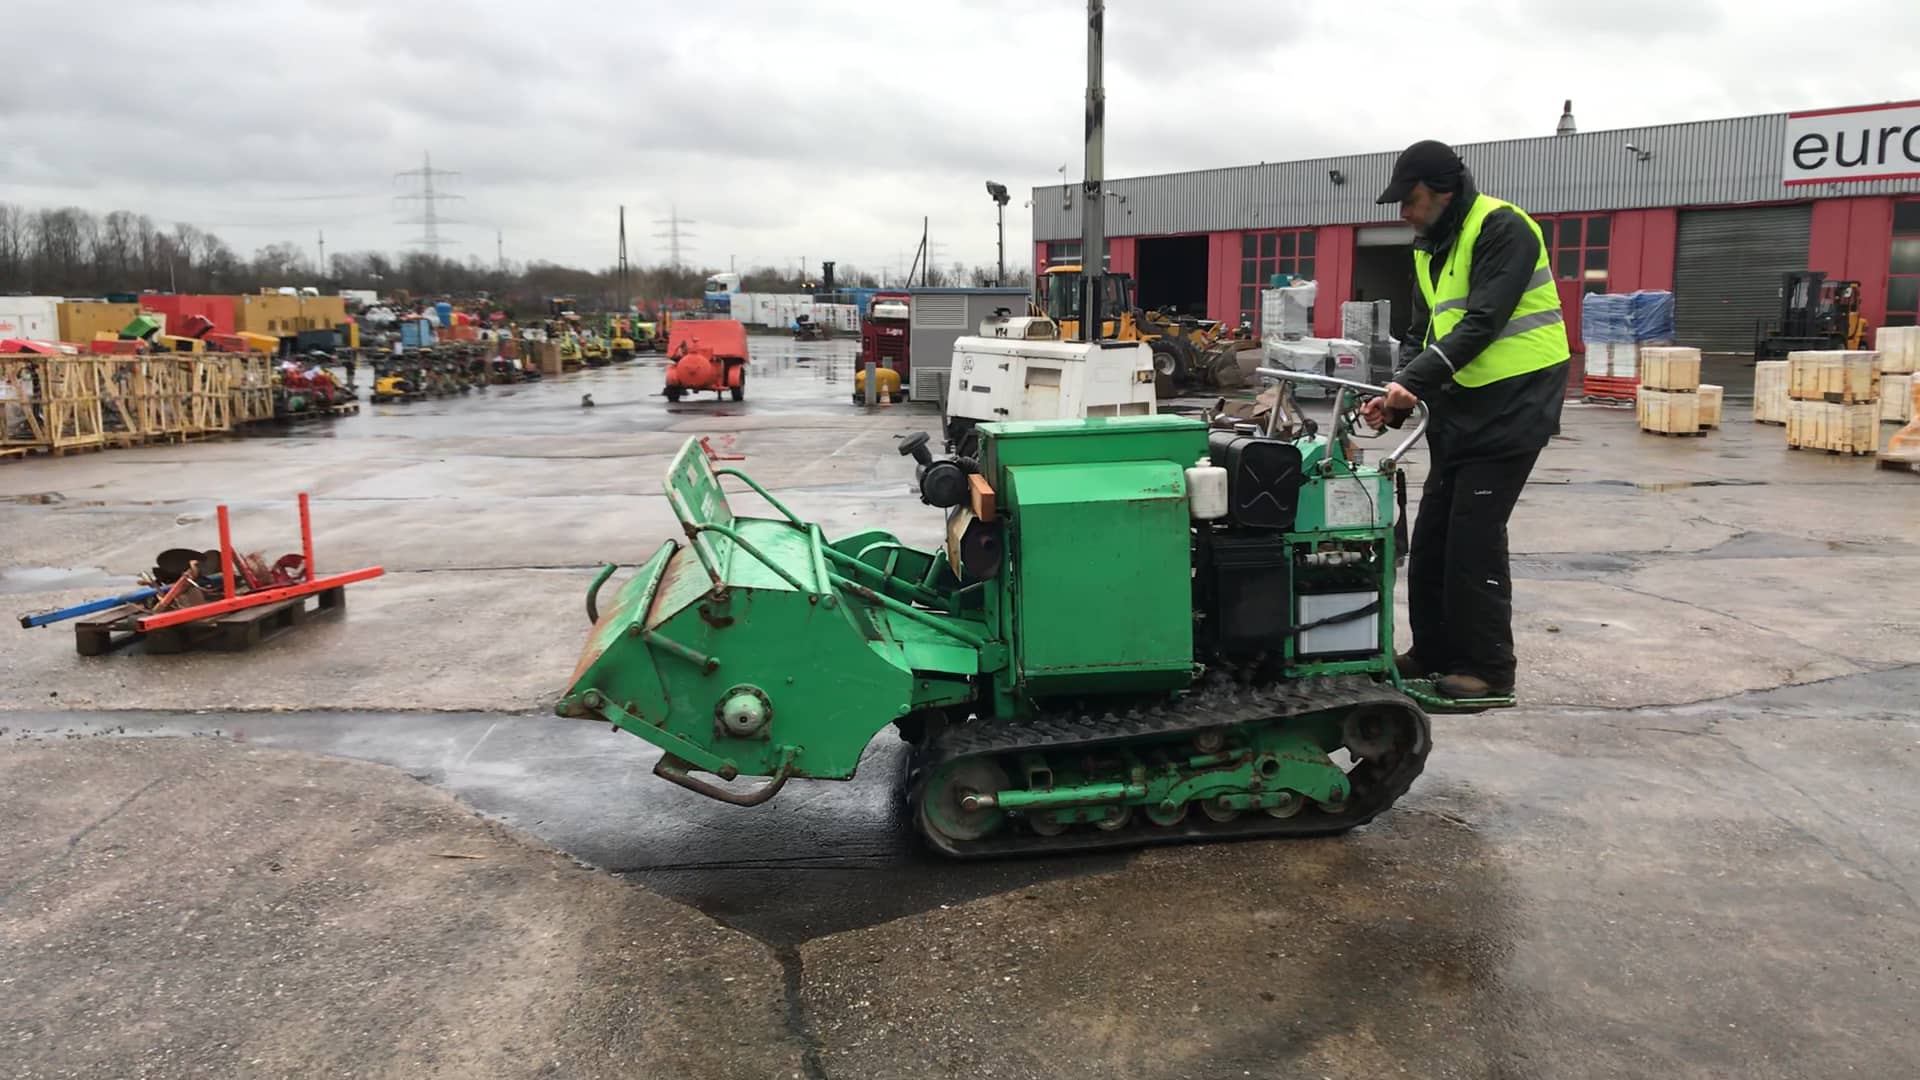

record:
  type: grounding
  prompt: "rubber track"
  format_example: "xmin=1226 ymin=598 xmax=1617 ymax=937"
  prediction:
xmin=911 ymin=675 xmax=1431 ymax=859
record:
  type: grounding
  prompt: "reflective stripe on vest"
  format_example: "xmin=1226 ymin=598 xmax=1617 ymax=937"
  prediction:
xmin=1413 ymin=194 xmax=1568 ymax=388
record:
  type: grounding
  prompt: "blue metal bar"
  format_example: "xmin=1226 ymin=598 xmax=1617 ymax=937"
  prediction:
xmin=19 ymin=588 xmax=161 ymax=629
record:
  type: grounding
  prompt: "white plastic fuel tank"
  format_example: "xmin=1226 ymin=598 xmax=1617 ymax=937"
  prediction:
xmin=1187 ymin=460 xmax=1229 ymax=520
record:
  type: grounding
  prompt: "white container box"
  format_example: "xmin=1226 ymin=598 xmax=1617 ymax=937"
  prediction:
xmin=1260 ymin=283 xmax=1316 ymax=340
xmin=0 ymin=296 xmax=62 ymax=341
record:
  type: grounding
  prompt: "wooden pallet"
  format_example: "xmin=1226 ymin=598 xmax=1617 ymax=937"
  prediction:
xmin=1639 ymin=428 xmax=1707 ymax=438
xmin=278 ymin=401 xmax=361 ymax=420
xmin=1789 ymin=444 xmax=1875 ymax=457
xmin=1879 ymin=455 xmax=1920 ymax=475
xmin=73 ymin=587 xmax=346 ymax=656
xmin=0 ymin=440 xmax=112 ymax=461
xmin=1755 ymin=419 xmax=1785 ymax=427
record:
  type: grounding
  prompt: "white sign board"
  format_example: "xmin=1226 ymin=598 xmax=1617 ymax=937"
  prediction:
xmin=1784 ymin=101 xmax=1920 ymax=186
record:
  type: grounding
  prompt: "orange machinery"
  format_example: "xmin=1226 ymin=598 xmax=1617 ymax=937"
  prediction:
xmin=662 ymin=319 xmax=749 ymax=403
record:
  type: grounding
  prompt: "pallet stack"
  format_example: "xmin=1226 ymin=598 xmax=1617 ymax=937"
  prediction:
xmin=1581 ymin=290 xmax=1675 ymax=405
xmin=1635 ymin=347 xmax=1704 ymax=436
xmin=1752 ymin=360 xmax=1791 ymax=424
xmin=1786 ymin=350 xmax=1881 ymax=456
xmin=3 ymin=353 xmax=332 ymax=460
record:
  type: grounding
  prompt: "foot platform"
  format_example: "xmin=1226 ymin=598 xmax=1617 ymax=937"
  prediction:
xmin=1399 ymin=679 xmax=1517 ymax=715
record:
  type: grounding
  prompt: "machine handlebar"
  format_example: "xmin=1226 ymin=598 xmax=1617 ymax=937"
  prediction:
xmin=1251 ymin=367 xmax=1430 ymax=471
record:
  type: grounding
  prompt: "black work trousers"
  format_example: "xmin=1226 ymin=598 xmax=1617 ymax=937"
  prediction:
xmin=1406 ymin=450 xmax=1539 ymax=686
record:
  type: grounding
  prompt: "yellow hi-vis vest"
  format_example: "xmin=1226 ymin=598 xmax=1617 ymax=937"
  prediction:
xmin=1412 ymin=194 xmax=1568 ymax=387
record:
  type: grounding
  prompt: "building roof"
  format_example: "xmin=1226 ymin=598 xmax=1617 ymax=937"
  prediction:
xmin=1030 ymin=108 xmax=1920 ymax=241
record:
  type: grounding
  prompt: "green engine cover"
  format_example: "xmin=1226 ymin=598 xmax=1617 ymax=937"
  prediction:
xmin=985 ymin=416 xmax=1208 ymax=696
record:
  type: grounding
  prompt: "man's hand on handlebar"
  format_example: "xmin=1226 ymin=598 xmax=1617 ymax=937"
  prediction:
xmin=1359 ymin=382 xmax=1420 ymax=430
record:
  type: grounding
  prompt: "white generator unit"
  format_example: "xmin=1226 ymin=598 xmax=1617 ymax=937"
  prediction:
xmin=1259 ymin=337 xmax=1368 ymax=395
xmin=942 ymin=314 xmax=1157 ymax=451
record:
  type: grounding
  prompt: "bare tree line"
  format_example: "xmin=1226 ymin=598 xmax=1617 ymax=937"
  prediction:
xmin=0 ymin=201 xmax=1034 ymax=315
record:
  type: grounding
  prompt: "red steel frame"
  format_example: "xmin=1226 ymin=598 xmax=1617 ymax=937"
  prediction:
xmin=136 ymin=493 xmax=381 ymax=631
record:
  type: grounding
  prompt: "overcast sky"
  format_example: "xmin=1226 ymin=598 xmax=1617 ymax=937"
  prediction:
xmin=5 ymin=0 xmax=1919 ymax=281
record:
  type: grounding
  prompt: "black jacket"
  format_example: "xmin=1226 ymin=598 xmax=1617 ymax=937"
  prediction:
xmin=1394 ymin=174 xmax=1569 ymax=467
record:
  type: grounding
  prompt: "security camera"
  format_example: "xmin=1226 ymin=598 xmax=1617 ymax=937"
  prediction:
xmin=1329 ymin=168 xmax=1346 ymax=185
xmin=1624 ymin=143 xmax=1652 ymax=161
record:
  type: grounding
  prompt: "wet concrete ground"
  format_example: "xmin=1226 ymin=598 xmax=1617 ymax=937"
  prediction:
xmin=3 ymin=340 xmax=1920 ymax=1078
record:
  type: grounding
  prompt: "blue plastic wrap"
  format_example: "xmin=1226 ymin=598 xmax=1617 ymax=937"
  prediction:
xmin=1580 ymin=292 xmax=1629 ymax=346
xmin=1581 ymin=290 xmax=1674 ymax=345
xmin=1625 ymin=290 xmax=1674 ymax=344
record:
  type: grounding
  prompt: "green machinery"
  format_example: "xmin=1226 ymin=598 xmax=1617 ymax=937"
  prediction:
xmin=559 ymin=369 xmax=1499 ymax=857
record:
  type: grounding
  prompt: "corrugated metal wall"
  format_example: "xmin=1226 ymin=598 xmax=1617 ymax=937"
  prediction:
xmin=1033 ymin=113 xmax=1920 ymax=240
xmin=1673 ymin=206 xmax=1812 ymax=353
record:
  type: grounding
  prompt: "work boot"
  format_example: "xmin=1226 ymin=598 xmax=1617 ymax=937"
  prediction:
xmin=1394 ymin=652 xmax=1433 ymax=680
xmin=1436 ymin=673 xmax=1514 ymax=700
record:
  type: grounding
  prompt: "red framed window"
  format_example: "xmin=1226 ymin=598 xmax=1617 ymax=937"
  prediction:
xmin=1887 ymin=199 xmax=1920 ymax=327
xmin=1537 ymin=213 xmax=1611 ymax=294
xmin=1239 ymin=229 xmax=1316 ymax=324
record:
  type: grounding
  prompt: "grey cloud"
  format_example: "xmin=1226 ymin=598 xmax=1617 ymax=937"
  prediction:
xmin=2 ymin=0 xmax=1918 ymax=272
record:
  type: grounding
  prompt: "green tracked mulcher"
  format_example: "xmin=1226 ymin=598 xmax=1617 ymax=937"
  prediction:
xmin=557 ymin=369 xmax=1505 ymax=858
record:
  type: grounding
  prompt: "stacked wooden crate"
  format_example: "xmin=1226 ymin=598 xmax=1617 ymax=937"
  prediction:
xmin=1887 ymin=374 xmax=1915 ymax=424
xmin=1636 ymin=347 xmax=1704 ymax=436
xmin=1786 ymin=350 xmax=1881 ymax=455
xmin=4 ymin=354 xmax=280 ymax=456
xmin=188 ymin=355 xmax=233 ymax=435
xmin=1752 ymin=360 xmax=1790 ymax=424
xmin=96 ymin=356 xmax=146 ymax=447
xmin=0 ymin=356 xmax=107 ymax=456
xmin=1697 ymin=384 xmax=1724 ymax=429
xmin=135 ymin=356 xmax=193 ymax=442
xmin=1877 ymin=327 xmax=1916 ymax=425
xmin=228 ymin=354 xmax=276 ymax=424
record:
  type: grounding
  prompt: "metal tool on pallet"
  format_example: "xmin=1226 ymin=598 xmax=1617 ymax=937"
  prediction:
xmin=558 ymin=366 xmax=1511 ymax=858
xmin=18 ymin=493 xmax=382 ymax=655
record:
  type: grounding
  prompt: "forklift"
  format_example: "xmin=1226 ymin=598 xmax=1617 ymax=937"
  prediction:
xmin=1755 ymin=271 xmax=1865 ymax=360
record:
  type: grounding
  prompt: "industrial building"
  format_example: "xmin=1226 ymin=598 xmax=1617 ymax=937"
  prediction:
xmin=1029 ymin=100 xmax=1920 ymax=354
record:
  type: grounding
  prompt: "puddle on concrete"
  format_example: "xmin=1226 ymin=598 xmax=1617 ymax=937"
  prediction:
xmin=0 ymin=565 xmax=137 ymax=595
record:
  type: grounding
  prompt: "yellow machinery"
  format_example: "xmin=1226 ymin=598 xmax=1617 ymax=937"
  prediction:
xmin=237 ymin=332 xmax=280 ymax=354
xmin=582 ymin=337 xmax=611 ymax=365
xmin=154 ymin=334 xmax=207 ymax=354
xmin=850 ymin=366 xmax=906 ymax=404
xmin=1040 ymin=265 xmax=1250 ymax=396
xmin=371 ymin=370 xmax=421 ymax=403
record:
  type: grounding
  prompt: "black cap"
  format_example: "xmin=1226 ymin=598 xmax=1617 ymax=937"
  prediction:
xmin=1376 ymin=140 xmax=1465 ymax=204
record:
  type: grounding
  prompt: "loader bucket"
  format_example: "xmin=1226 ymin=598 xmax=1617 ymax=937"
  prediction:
xmin=558 ymin=438 xmax=982 ymax=791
